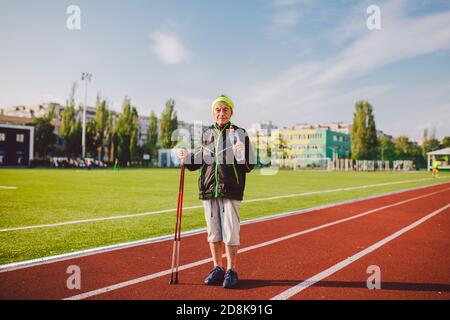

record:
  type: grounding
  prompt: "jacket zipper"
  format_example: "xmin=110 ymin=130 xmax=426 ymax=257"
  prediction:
xmin=213 ymin=122 xmax=230 ymax=197
xmin=232 ymin=163 xmax=240 ymax=185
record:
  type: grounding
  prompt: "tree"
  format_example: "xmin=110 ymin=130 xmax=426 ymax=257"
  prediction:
xmin=30 ymin=106 xmax=57 ymax=158
xmin=108 ymin=112 xmax=118 ymax=164
xmin=86 ymin=119 xmax=99 ymax=157
xmin=159 ymin=98 xmax=178 ymax=149
xmin=116 ymin=97 xmax=139 ymax=165
xmin=377 ymin=136 xmax=396 ymax=161
xmin=422 ymin=127 xmax=440 ymax=160
xmin=145 ymin=111 xmax=159 ymax=165
xmin=94 ymin=95 xmax=110 ymax=161
xmin=366 ymin=105 xmax=378 ymax=159
xmin=351 ymin=102 xmax=366 ymax=160
xmin=60 ymin=83 xmax=82 ymax=157
xmin=410 ymin=142 xmax=425 ymax=168
xmin=390 ymin=135 xmax=426 ymax=168
xmin=129 ymin=107 xmax=139 ymax=162
xmin=441 ymin=136 xmax=450 ymax=148
xmin=351 ymin=100 xmax=378 ymax=160
xmin=394 ymin=136 xmax=413 ymax=159
xmin=422 ymin=138 xmax=440 ymax=157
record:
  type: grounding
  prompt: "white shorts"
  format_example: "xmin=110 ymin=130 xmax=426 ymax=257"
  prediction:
xmin=202 ymin=198 xmax=241 ymax=246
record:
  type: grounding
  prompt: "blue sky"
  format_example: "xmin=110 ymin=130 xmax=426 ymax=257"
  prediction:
xmin=1 ymin=0 xmax=449 ymax=141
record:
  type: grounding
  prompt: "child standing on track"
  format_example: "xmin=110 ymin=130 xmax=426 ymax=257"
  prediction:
xmin=178 ymin=95 xmax=254 ymax=289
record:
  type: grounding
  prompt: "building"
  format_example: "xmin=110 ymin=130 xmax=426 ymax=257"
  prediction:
xmin=292 ymin=122 xmax=352 ymax=134
xmin=1 ymin=102 xmax=66 ymax=121
xmin=0 ymin=102 xmax=95 ymax=135
xmin=248 ymin=121 xmax=278 ymax=136
xmin=0 ymin=114 xmax=34 ymax=126
xmin=137 ymin=115 xmax=150 ymax=147
xmin=0 ymin=124 xmax=34 ymax=166
xmin=271 ymin=127 xmax=351 ymax=168
xmin=176 ymin=120 xmax=211 ymax=148
xmin=426 ymin=147 xmax=450 ymax=171
xmin=158 ymin=149 xmax=180 ymax=168
xmin=1 ymin=113 xmax=63 ymax=152
xmin=247 ymin=121 xmax=278 ymax=166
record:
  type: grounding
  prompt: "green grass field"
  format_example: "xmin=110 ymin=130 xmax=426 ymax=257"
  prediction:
xmin=0 ymin=168 xmax=449 ymax=265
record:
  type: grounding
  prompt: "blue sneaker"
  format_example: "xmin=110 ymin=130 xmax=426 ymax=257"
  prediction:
xmin=223 ymin=269 xmax=238 ymax=289
xmin=204 ymin=267 xmax=225 ymax=285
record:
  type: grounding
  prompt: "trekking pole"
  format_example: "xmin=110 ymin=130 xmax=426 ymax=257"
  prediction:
xmin=170 ymin=158 xmax=185 ymax=284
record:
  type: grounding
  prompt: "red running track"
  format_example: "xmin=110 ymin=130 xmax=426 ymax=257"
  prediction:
xmin=0 ymin=182 xmax=449 ymax=300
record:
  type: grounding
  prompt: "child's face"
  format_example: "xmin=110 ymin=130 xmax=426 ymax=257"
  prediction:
xmin=213 ymin=102 xmax=233 ymax=126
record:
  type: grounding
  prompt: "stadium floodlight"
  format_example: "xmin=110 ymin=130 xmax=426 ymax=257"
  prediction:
xmin=81 ymin=72 xmax=92 ymax=159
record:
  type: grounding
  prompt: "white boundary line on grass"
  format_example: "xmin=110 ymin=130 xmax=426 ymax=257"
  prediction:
xmin=0 ymin=186 xmax=17 ymax=189
xmin=1 ymin=180 xmax=449 ymax=273
xmin=0 ymin=177 xmax=447 ymax=233
xmin=63 ymin=187 xmax=450 ymax=300
xmin=270 ymin=203 xmax=450 ymax=300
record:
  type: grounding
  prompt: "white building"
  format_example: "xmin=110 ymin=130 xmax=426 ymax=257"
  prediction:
xmin=248 ymin=121 xmax=278 ymax=136
xmin=0 ymin=102 xmax=98 ymax=123
xmin=1 ymin=103 xmax=66 ymax=119
xmin=292 ymin=122 xmax=352 ymax=134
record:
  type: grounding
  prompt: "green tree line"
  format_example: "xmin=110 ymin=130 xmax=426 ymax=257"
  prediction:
xmin=30 ymin=83 xmax=178 ymax=166
xmin=351 ymin=100 xmax=449 ymax=168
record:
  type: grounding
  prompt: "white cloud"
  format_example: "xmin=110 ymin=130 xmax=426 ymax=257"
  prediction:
xmin=267 ymin=0 xmax=310 ymax=31
xmin=327 ymin=2 xmax=371 ymax=44
xmin=407 ymin=103 xmax=450 ymax=141
xmin=36 ymin=93 xmax=64 ymax=104
xmin=178 ymin=95 xmax=210 ymax=112
xmin=149 ymin=31 xmax=189 ymax=65
xmin=315 ymin=4 xmax=450 ymax=85
xmin=271 ymin=0 xmax=310 ymax=7
xmin=156 ymin=2 xmax=450 ymax=134
xmin=271 ymin=10 xmax=301 ymax=28
xmin=176 ymin=95 xmax=212 ymax=124
xmin=234 ymin=1 xmax=450 ymax=135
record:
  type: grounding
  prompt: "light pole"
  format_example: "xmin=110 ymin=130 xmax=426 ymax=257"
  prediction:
xmin=81 ymin=72 xmax=92 ymax=159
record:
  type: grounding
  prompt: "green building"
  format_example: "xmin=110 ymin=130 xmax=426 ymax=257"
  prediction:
xmin=271 ymin=127 xmax=351 ymax=168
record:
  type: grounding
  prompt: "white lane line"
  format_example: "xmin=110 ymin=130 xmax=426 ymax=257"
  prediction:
xmin=243 ymin=178 xmax=437 ymax=204
xmin=270 ymin=203 xmax=450 ymax=300
xmin=0 ymin=177 xmax=446 ymax=233
xmin=64 ymin=257 xmax=213 ymax=300
xmin=1 ymin=181 xmax=449 ymax=273
xmin=0 ymin=186 xmax=17 ymax=189
xmin=63 ymin=187 xmax=449 ymax=300
xmin=0 ymin=207 xmax=194 ymax=232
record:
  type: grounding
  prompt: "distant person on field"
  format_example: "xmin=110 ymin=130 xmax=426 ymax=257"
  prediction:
xmin=432 ymin=157 xmax=441 ymax=178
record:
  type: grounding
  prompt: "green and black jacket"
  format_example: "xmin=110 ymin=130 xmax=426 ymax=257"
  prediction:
xmin=185 ymin=122 xmax=255 ymax=201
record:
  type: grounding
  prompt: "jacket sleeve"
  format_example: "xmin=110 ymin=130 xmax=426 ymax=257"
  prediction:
xmin=237 ymin=129 xmax=255 ymax=173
